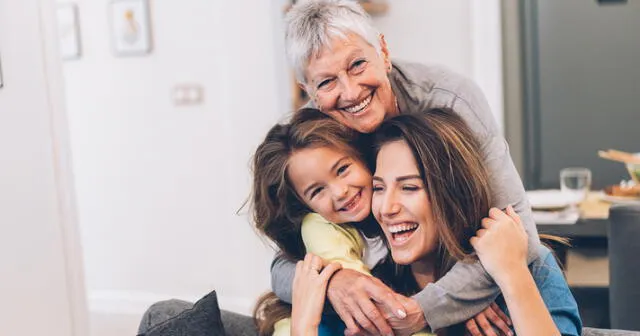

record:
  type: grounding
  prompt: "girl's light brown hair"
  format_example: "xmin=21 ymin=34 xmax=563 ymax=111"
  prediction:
xmin=251 ymin=107 xmax=368 ymax=261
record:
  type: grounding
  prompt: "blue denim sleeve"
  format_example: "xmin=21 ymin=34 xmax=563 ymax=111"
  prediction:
xmin=317 ymin=314 xmax=346 ymax=336
xmin=531 ymin=246 xmax=583 ymax=336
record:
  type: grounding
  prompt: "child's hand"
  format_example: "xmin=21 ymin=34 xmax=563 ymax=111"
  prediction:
xmin=470 ymin=205 xmax=528 ymax=285
xmin=291 ymin=253 xmax=342 ymax=336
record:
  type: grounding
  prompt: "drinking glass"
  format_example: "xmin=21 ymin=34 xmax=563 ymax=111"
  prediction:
xmin=560 ymin=167 xmax=592 ymax=205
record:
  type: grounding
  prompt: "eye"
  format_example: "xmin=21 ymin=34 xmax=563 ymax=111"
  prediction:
xmin=317 ymin=78 xmax=334 ymax=90
xmin=372 ymin=184 xmax=384 ymax=192
xmin=402 ymin=184 xmax=420 ymax=192
xmin=337 ymin=163 xmax=351 ymax=175
xmin=351 ymin=59 xmax=366 ymax=69
xmin=309 ymin=186 xmax=324 ymax=200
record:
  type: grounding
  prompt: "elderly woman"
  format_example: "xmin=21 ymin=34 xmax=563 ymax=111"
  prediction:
xmin=138 ymin=0 xmax=541 ymax=335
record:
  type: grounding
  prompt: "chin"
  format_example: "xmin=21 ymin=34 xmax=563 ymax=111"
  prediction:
xmin=355 ymin=116 xmax=385 ymax=133
xmin=391 ymin=250 xmax=417 ymax=266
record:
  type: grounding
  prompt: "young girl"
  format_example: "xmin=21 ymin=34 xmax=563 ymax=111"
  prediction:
xmin=251 ymin=108 xmax=434 ymax=336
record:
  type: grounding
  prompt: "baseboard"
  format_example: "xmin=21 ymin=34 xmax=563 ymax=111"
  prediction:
xmin=89 ymin=290 xmax=256 ymax=318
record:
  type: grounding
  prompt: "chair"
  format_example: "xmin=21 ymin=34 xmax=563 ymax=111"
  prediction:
xmin=608 ymin=204 xmax=640 ymax=331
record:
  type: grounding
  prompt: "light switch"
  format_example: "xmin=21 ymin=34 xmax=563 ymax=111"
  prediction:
xmin=172 ymin=84 xmax=204 ymax=106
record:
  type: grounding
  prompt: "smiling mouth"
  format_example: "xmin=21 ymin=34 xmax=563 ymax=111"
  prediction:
xmin=341 ymin=93 xmax=373 ymax=115
xmin=339 ymin=190 xmax=362 ymax=212
xmin=388 ymin=223 xmax=419 ymax=243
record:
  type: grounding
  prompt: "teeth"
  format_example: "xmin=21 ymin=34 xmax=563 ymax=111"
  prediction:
xmin=340 ymin=192 xmax=361 ymax=211
xmin=388 ymin=223 xmax=418 ymax=233
xmin=343 ymin=95 xmax=372 ymax=114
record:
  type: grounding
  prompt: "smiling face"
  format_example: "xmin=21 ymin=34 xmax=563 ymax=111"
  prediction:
xmin=303 ymin=33 xmax=398 ymax=134
xmin=372 ymin=140 xmax=438 ymax=265
xmin=287 ymin=146 xmax=372 ymax=224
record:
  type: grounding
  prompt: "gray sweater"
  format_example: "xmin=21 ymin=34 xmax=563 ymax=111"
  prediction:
xmin=270 ymin=60 xmax=541 ymax=331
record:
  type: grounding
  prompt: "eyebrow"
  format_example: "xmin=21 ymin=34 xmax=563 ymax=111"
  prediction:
xmin=372 ymin=174 xmax=422 ymax=182
xmin=302 ymin=156 xmax=349 ymax=198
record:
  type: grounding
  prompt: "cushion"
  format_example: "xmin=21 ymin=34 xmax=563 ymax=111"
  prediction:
xmin=140 ymin=290 xmax=226 ymax=336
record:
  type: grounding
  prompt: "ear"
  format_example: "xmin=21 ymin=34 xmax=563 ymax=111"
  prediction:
xmin=298 ymin=82 xmax=314 ymax=101
xmin=298 ymin=82 xmax=308 ymax=95
xmin=379 ymin=34 xmax=392 ymax=72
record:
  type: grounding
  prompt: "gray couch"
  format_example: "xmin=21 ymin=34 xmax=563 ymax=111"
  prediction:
xmin=137 ymin=295 xmax=640 ymax=336
xmin=583 ymin=327 xmax=640 ymax=336
xmin=608 ymin=204 xmax=640 ymax=331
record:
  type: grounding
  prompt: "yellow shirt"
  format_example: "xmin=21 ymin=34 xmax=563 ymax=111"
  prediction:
xmin=272 ymin=213 xmax=433 ymax=336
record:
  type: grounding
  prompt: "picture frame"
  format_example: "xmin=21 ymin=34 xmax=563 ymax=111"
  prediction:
xmin=56 ymin=3 xmax=82 ymax=60
xmin=109 ymin=0 xmax=152 ymax=56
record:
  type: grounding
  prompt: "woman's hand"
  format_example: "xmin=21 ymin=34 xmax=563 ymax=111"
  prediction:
xmin=291 ymin=253 xmax=342 ymax=336
xmin=464 ymin=302 xmax=513 ymax=336
xmin=470 ymin=205 xmax=528 ymax=285
xmin=381 ymin=295 xmax=427 ymax=336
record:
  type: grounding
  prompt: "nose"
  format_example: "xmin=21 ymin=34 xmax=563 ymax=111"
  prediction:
xmin=380 ymin=189 xmax=401 ymax=218
xmin=338 ymin=74 xmax=360 ymax=103
xmin=330 ymin=182 xmax=349 ymax=201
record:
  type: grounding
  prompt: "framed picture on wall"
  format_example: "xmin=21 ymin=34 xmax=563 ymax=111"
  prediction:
xmin=109 ymin=0 xmax=152 ymax=56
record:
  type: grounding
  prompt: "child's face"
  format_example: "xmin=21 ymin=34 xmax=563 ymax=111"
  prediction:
xmin=287 ymin=146 xmax=372 ymax=224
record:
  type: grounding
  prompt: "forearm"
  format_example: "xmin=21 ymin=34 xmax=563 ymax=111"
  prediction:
xmin=497 ymin=266 xmax=560 ymax=336
xmin=482 ymin=135 xmax=541 ymax=263
xmin=270 ymin=252 xmax=296 ymax=303
xmin=291 ymin=323 xmax=317 ymax=336
xmin=412 ymin=260 xmax=500 ymax=331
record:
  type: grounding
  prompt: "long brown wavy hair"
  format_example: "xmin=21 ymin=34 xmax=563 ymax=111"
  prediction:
xmin=367 ymin=109 xmax=491 ymax=335
xmin=251 ymin=108 xmax=371 ymax=335
xmin=372 ymin=109 xmax=567 ymax=335
xmin=371 ymin=108 xmax=492 ymax=293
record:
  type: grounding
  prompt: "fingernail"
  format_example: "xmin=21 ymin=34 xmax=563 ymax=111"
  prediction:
xmin=397 ymin=309 xmax=407 ymax=318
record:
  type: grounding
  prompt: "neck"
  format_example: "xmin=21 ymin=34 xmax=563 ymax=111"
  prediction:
xmin=410 ymin=256 xmax=436 ymax=289
xmin=387 ymin=95 xmax=400 ymax=117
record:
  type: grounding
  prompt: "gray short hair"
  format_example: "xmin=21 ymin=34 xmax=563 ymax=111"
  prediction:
xmin=285 ymin=0 xmax=381 ymax=85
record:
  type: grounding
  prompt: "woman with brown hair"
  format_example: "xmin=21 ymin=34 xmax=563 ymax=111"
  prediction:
xmin=367 ymin=109 xmax=581 ymax=335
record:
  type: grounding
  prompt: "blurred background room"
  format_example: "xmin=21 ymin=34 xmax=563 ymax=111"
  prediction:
xmin=1 ymin=0 xmax=639 ymax=335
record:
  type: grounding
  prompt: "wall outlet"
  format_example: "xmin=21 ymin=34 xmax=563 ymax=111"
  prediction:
xmin=172 ymin=84 xmax=203 ymax=106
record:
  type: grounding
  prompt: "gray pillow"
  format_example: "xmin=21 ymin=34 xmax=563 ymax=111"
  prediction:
xmin=140 ymin=290 xmax=226 ymax=336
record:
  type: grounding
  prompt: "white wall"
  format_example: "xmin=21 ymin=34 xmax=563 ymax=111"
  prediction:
xmin=63 ymin=0 xmax=286 ymax=316
xmin=0 ymin=0 xmax=88 ymax=335
xmin=374 ymin=1 xmax=473 ymax=78
xmin=61 ymin=0 xmax=503 ymax=318
xmin=374 ymin=0 xmax=504 ymax=132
